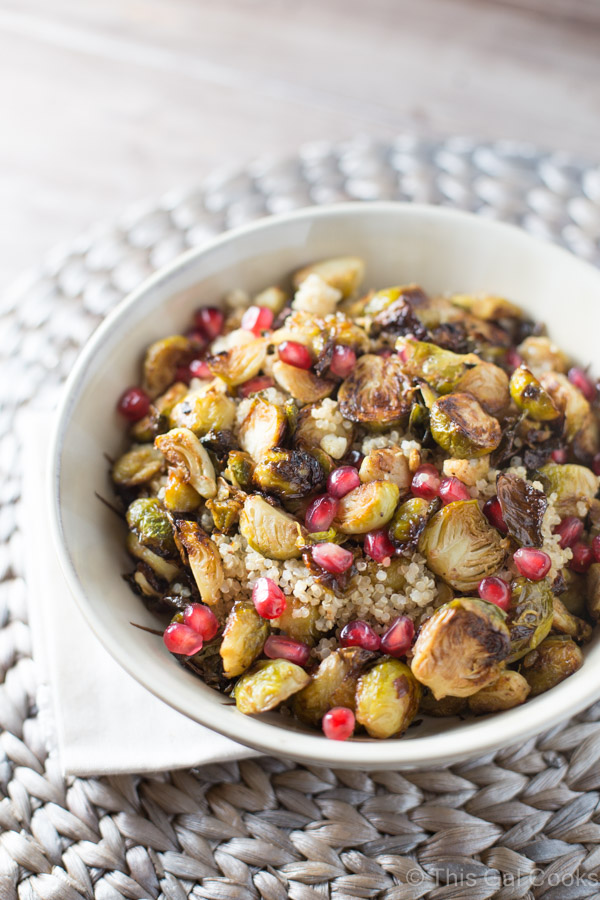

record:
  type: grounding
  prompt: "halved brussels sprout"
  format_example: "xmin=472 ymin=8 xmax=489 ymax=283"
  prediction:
xmin=292 ymin=256 xmax=365 ymax=298
xmin=467 ymin=670 xmax=530 ymax=714
xmin=239 ymin=495 xmax=303 ymax=559
xmin=557 ymin=569 xmax=587 ymax=618
xmin=174 ymin=519 xmax=224 ymax=605
xmin=208 ymin=338 xmax=268 ymax=387
xmin=220 ymin=601 xmax=270 ymax=677
xmin=238 ymin=396 xmax=287 ymax=462
xmin=253 ymin=448 xmax=325 ymax=499
xmin=355 ymin=658 xmax=422 ymax=739
xmin=233 ymin=659 xmax=311 ymax=714
xmin=366 ymin=290 xmax=429 ymax=340
xmin=552 ymin=596 xmax=592 ymax=643
xmin=272 ymin=361 xmax=335 ymax=404
xmin=338 ymin=354 xmax=413 ymax=427
xmin=517 ymin=336 xmax=569 ymax=376
xmin=130 ymin=382 xmax=188 ymax=442
xmin=539 ymin=372 xmax=591 ymax=441
xmin=521 ymin=635 xmax=583 ymax=697
xmin=272 ymin=599 xmax=320 ymax=646
xmin=334 ymin=481 xmax=400 ymax=535
xmin=143 ymin=336 xmax=192 ymax=398
xmin=430 ymin=393 xmax=501 ymax=458
xmin=205 ymin=493 xmax=244 ymax=534
xmin=170 ymin=381 xmax=236 ymax=436
xmin=223 ymin=450 xmax=255 ymax=491
xmin=126 ymin=498 xmax=177 ymax=558
xmin=587 ymin=563 xmax=600 ymax=620
xmin=509 ymin=366 xmax=560 ymax=421
xmin=396 ymin=337 xmax=478 ymax=393
xmin=112 ymin=445 xmax=165 ymax=487
xmin=126 ymin=532 xmax=181 ymax=583
xmin=450 ymin=293 xmax=524 ymax=321
xmin=420 ymin=691 xmax=467 ymax=718
xmin=505 ymin=577 xmax=553 ymax=663
xmin=389 ymin=497 xmax=431 ymax=544
xmin=359 ymin=447 xmax=411 ymax=495
xmin=163 ymin=469 xmax=202 ymax=512
xmin=418 ymin=500 xmax=507 ymax=592
xmin=455 ymin=361 xmax=510 ymax=415
xmin=496 ymin=473 xmax=547 ymax=547
xmin=312 ymin=317 xmax=370 ymax=357
xmin=411 ymin=598 xmax=511 ymax=699
xmin=155 ymin=427 xmax=217 ymax=498
xmin=537 ymin=463 xmax=599 ymax=518
xmin=293 ymin=647 xmax=373 ymax=725
xmin=364 ymin=284 xmax=426 ymax=317
xmin=293 ymin=401 xmax=353 ymax=462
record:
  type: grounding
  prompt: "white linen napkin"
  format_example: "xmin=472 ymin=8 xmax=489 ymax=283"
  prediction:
xmin=21 ymin=411 xmax=258 ymax=776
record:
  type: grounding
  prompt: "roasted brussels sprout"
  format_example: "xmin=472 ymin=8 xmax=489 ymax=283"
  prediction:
xmin=112 ymin=445 xmax=165 ymax=487
xmin=366 ymin=288 xmax=429 ymax=340
xmin=587 ymin=563 xmax=600 ymax=620
xmin=509 ymin=366 xmax=560 ymax=421
xmin=338 ymin=354 xmax=413 ymax=427
xmin=396 ymin=337 xmax=477 ymax=393
xmin=496 ymin=473 xmax=547 ymax=547
xmin=389 ymin=497 xmax=431 ymax=545
xmin=253 ymin=448 xmax=325 ymax=499
xmin=334 ymin=481 xmax=400 ymax=535
xmin=173 ymin=519 xmax=224 ymax=605
xmin=272 ymin=361 xmax=335 ymax=404
xmin=220 ymin=601 xmax=270 ymax=677
xmin=418 ymin=500 xmax=507 ymax=592
xmin=163 ymin=470 xmax=202 ymax=512
xmin=292 ymin=256 xmax=365 ymax=298
xmin=363 ymin=284 xmax=426 ymax=317
xmin=155 ymin=427 xmax=217 ymax=498
xmin=126 ymin=498 xmax=177 ymax=558
xmin=205 ymin=493 xmax=243 ymax=534
xmin=312 ymin=317 xmax=370 ymax=357
xmin=537 ymin=463 xmax=599 ymax=518
xmin=238 ymin=396 xmax=287 ymax=462
xmin=239 ymin=495 xmax=303 ymax=559
xmin=450 ymin=293 xmax=524 ymax=321
xmin=467 ymin=670 xmax=530 ymax=714
xmin=539 ymin=372 xmax=591 ymax=441
xmin=293 ymin=401 xmax=353 ymax=461
xmin=505 ymin=577 xmax=553 ymax=663
xmin=411 ymin=598 xmax=511 ymax=699
xmin=557 ymin=568 xmax=587 ymax=618
xmin=355 ymin=658 xmax=422 ymax=739
xmin=359 ymin=447 xmax=411 ymax=494
xmin=271 ymin=310 xmax=322 ymax=348
xmin=170 ymin=381 xmax=236 ymax=436
xmin=430 ymin=393 xmax=501 ymax=458
xmin=420 ymin=690 xmax=467 ymax=718
xmin=455 ymin=361 xmax=510 ymax=415
xmin=293 ymin=647 xmax=373 ymax=725
xmin=143 ymin=335 xmax=192 ymax=398
xmin=208 ymin=338 xmax=268 ymax=387
xmin=272 ymin=599 xmax=320 ymax=645
xmin=517 ymin=336 xmax=569 ymax=376
xmin=552 ymin=596 xmax=592 ymax=643
xmin=521 ymin=635 xmax=583 ymax=697
xmin=126 ymin=532 xmax=181 ymax=583
xmin=233 ymin=659 xmax=311 ymax=714
xmin=223 ymin=450 xmax=255 ymax=490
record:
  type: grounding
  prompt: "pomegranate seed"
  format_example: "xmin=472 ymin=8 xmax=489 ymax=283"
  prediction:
xmin=278 ymin=340 xmax=312 ymax=369
xmin=194 ymin=306 xmax=225 ymax=340
xmin=438 ymin=476 xmax=471 ymax=504
xmin=513 ymin=548 xmax=551 ymax=581
xmin=117 ymin=387 xmax=150 ymax=421
xmin=380 ymin=616 xmax=415 ymax=657
xmin=551 ymin=448 xmax=568 ymax=463
xmin=241 ymin=305 xmax=274 ymax=335
xmin=189 ymin=358 xmax=212 ymax=379
xmin=592 ymin=534 xmax=600 ymax=563
xmin=506 ymin=348 xmax=523 ymax=370
xmin=478 ymin=576 xmax=511 ymax=611
xmin=483 ymin=496 xmax=508 ymax=534
xmin=330 ymin=345 xmax=357 ymax=378
xmin=163 ymin=623 xmax=204 ymax=656
xmin=175 ymin=366 xmax=192 ymax=384
xmin=377 ymin=348 xmax=393 ymax=358
xmin=305 ymin=495 xmax=338 ymax=532
xmin=239 ymin=375 xmax=275 ymax=397
xmin=570 ymin=542 xmax=593 ymax=573
xmin=344 ymin=449 xmax=364 ymax=469
xmin=553 ymin=516 xmax=584 ymax=549
xmin=327 ymin=466 xmax=361 ymax=499
xmin=364 ymin=529 xmax=396 ymax=563
xmin=568 ymin=367 xmax=596 ymax=402
xmin=186 ymin=328 xmax=209 ymax=349
xmin=252 ymin=577 xmax=287 ymax=619
xmin=411 ymin=464 xmax=441 ymax=500
xmin=593 ymin=454 xmax=600 ymax=476
xmin=312 ymin=542 xmax=354 ymax=574
xmin=264 ymin=635 xmax=311 ymax=666
xmin=322 ymin=707 xmax=355 ymax=741
xmin=183 ymin=604 xmax=219 ymax=641
xmin=340 ymin=620 xmax=381 ymax=651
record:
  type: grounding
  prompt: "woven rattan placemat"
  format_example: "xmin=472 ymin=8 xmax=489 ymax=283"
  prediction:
xmin=4 ymin=136 xmax=600 ymax=900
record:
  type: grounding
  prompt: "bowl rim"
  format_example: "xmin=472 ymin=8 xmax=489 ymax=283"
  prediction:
xmin=48 ymin=200 xmax=600 ymax=767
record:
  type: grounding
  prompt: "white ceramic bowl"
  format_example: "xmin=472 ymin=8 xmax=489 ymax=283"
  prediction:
xmin=50 ymin=202 xmax=600 ymax=769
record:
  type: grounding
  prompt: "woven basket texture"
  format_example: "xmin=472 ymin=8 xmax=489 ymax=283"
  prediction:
xmin=3 ymin=135 xmax=600 ymax=900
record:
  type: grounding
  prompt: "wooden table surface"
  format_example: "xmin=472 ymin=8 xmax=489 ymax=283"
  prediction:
xmin=2 ymin=0 xmax=600 ymax=292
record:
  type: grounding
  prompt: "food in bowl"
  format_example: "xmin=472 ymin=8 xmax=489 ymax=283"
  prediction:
xmin=111 ymin=255 xmax=600 ymax=741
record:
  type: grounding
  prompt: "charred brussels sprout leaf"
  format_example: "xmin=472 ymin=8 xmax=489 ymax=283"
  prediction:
xmin=174 ymin=519 xmax=224 ymax=605
xmin=338 ymin=354 xmax=413 ymax=427
xmin=126 ymin=498 xmax=177 ymax=558
xmin=233 ymin=659 xmax=310 ymax=714
xmin=112 ymin=445 xmax=165 ymax=487
xmin=496 ymin=473 xmax=547 ymax=548
xmin=411 ymin=598 xmax=511 ymax=699
xmin=334 ymin=481 xmax=400 ymax=535
xmin=506 ymin=577 xmax=553 ymax=663
xmin=367 ymin=289 xmax=429 ymax=340
xmin=220 ymin=601 xmax=269 ymax=677
xmin=467 ymin=670 xmax=530 ymax=714
xmin=537 ymin=463 xmax=599 ymax=518
xmin=521 ymin=635 xmax=583 ymax=697
xmin=143 ymin=336 xmax=192 ymax=398
xmin=253 ymin=448 xmax=325 ymax=499
xmin=293 ymin=647 xmax=374 ymax=725
xmin=239 ymin=495 xmax=303 ymax=560
xmin=155 ymin=427 xmax=217 ymax=499
xmin=430 ymin=393 xmax=501 ymax=459
xmin=396 ymin=337 xmax=477 ymax=393
xmin=509 ymin=366 xmax=560 ymax=421
xmin=355 ymin=658 xmax=422 ymax=739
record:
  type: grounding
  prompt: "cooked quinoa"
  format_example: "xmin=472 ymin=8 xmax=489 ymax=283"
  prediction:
xmin=112 ymin=255 xmax=600 ymax=739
